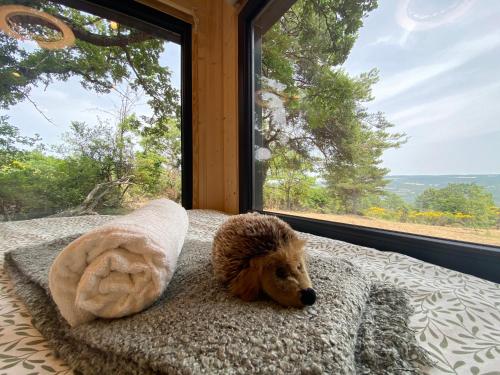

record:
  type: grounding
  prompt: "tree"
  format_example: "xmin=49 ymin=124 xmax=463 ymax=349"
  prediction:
xmin=307 ymin=72 xmax=406 ymax=213
xmin=0 ymin=0 xmax=179 ymax=129
xmin=303 ymin=186 xmax=333 ymax=213
xmin=0 ymin=151 xmax=101 ymax=219
xmin=0 ymin=115 xmax=42 ymax=166
xmin=59 ymin=120 xmax=132 ymax=182
xmin=0 ymin=112 xmax=183 ymax=220
xmin=264 ymin=147 xmax=316 ymax=210
xmin=133 ymin=117 xmax=182 ymax=201
xmin=138 ymin=117 xmax=182 ymax=170
xmin=258 ymin=0 xmax=406 ymax=214
xmin=0 ymin=2 xmax=187 ymax=219
xmin=362 ymin=191 xmax=410 ymax=211
xmin=415 ymin=183 xmax=497 ymax=228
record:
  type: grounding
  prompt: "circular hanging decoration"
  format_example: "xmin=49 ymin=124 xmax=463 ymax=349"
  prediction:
xmin=396 ymin=0 xmax=475 ymax=31
xmin=255 ymin=147 xmax=272 ymax=161
xmin=0 ymin=4 xmax=75 ymax=50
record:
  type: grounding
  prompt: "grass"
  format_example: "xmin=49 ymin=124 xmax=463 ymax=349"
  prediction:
xmin=269 ymin=209 xmax=500 ymax=247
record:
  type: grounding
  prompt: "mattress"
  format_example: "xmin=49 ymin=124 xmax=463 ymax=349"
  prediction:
xmin=1 ymin=210 xmax=499 ymax=374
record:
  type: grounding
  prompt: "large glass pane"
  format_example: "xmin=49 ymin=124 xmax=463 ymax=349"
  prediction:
xmin=253 ymin=0 xmax=500 ymax=246
xmin=0 ymin=0 xmax=182 ymax=220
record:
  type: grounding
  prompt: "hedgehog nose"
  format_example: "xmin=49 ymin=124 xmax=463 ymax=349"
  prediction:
xmin=300 ymin=288 xmax=316 ymax=306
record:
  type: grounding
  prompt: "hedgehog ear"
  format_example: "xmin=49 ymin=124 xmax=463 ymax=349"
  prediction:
xmin=293 ymin=238 xmax=306 ymax=251
xmin=296 ymin=238 xmax=306 ymax=248
xmin=229 ymin=258 xmax=262 ymax=301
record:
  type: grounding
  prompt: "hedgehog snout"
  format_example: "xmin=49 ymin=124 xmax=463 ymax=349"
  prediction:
xmin=300 ymin=288 xmax=316 ymax=306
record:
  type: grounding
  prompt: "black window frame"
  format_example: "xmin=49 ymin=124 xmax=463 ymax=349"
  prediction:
xmin=238 ymin=0 xmax=500 ymax=283
xmin=54 ymin=0 xmax=193 ymax=209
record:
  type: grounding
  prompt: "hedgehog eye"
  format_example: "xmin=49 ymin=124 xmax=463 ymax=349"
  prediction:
xmin=275 ymin=266 xmax=288 ymax=279
xmin=297 ymin=264 xmax=303 ymax=272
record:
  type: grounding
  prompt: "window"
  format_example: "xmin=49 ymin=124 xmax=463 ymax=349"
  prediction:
xmin=0 ymin=0 xmax=191 ymax=220
xmin=240 ymin=0 xmax=500 ymax=282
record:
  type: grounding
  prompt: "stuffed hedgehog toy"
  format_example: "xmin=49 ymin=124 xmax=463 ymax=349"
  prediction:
xmin=212 ymin=212 xmax=316 ymax=307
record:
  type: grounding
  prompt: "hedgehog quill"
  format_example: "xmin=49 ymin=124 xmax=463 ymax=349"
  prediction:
xmin=212 ymin=213 xmax=316 ymax=307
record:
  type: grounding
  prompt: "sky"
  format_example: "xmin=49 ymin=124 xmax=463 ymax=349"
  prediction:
xmin=341 ymin=0 xmax=500 ymax=175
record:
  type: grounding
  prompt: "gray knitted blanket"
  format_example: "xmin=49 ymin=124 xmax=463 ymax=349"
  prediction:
xmin=4 ymin=233 xmax=431 ymax=374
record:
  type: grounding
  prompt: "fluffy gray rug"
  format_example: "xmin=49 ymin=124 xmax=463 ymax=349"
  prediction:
xmin=4 ymin=233 xmax=431 ymax=374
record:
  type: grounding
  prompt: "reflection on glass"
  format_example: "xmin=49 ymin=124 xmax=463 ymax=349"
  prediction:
xmin=252 ymin=0 xmax=500 ymax=247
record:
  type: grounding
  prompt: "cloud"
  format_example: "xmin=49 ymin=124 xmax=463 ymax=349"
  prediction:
xmin=371 ymin=31 xmax=500 ymax=104
xmin=372 ymin=61 xmax=460 ymax=104
xmin=346 ymin=0 xmax=500 ymax=175
xmin=387 ymin=81 xmax=500 ymax=141
xmin=448 ymin=31 xmax=500 ymax=58
xmin=369 ymin=35 xmax=398 ymax=46
xmin=368 ymin=30 xmax=412 ymax=48
xmin=390 ymin=110 xmax=452 ymax=131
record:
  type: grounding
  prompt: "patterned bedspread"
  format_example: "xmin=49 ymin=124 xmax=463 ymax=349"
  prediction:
xmin=1 ymin=210 xmax=499 ymax=374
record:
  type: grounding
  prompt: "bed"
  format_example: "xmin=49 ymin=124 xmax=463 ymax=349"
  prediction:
xmin=1 ymin=210 xmax=499 ymax=374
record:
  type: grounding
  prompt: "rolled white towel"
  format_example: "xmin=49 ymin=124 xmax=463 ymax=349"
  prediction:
xmin=49 ymin=199 xmax=188 ymax=327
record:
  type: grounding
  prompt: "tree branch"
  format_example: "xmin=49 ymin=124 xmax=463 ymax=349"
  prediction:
xmin=49 ymin=175 xmax=134 ymax=217
xmin=11 ymin=14 xmax=154 ymax=47
xmin=21 ymin=91 xmax=58 ymax=126
xmin=121 ymin=46 xmax=163 ymax=103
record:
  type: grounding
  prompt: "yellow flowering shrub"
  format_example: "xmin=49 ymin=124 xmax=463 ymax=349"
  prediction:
xmin=364 ymin=207 xmax=476 ymax=227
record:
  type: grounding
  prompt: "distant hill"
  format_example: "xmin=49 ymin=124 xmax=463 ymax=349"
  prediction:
xmin=386 ymin=175 xmax=500 ymax=206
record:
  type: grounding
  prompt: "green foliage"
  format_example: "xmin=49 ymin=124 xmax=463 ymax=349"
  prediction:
xmin=259 ymin=0 xmax=406 ymax=215
xmin=0 ymin=105 xmax=182 ymax=219
xmin=264 ymin=148 xmax=317 ymax=210
xmin=256 ymin=0 xmax=499 ymax=233
xmin=0 ymin=116 xmax=182 ymax=220
xmin=364 ymin=207 xmax=478 ymax=228
xmin=0 ymin=0 xmax=178 ymax=127
xmin=132 ymin=152 xmax=180 ymax=201
xmin=132 ymin=118 xmax=182 ymax=201
xmin=0 ymin=1 xmax=184 ymax=220
xmin=262 ymin=0 xmax=378 ymax=83
xmin=362 ymin=184 xmax=497 ymax=228
xmin=59 ymin=120 xmax=130 ymax=181
xmin=0 ymin=116 xmax=42 ymax=166
xmin=367 ymin=192 xmax=409 ymax=211
xmin=139 ymin=118 xmax=182 ymax=169
xmin=0 ymin=97 xmax=182 ymax=220
xmin=302 ymin=186 xmax=333 ymax=213
xmin=0 ymin=151 xmax=100 ymax=219
xmin=415 ymin=184 xmax=497 ymax=227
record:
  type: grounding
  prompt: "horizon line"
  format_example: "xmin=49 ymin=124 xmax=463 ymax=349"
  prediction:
xmin=387 ymin=173 xmax=500 ymax=177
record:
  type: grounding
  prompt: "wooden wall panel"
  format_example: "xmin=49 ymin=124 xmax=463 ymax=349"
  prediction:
xmin=222 ymin=1 xmax=239 ymax=214
xmin=141 ymin=0 xmax=240 ymax=213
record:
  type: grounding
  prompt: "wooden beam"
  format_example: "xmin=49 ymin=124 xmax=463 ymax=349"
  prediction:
xmin=138 ymin=0 xmax=240 ymax=213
